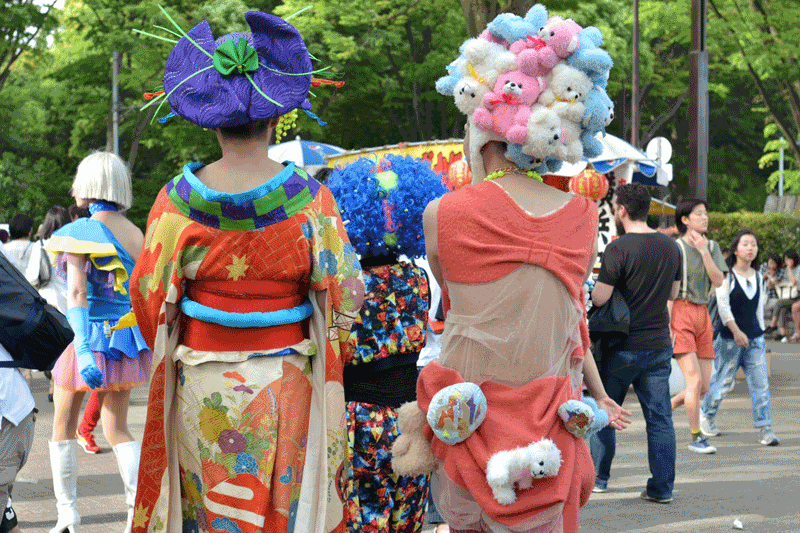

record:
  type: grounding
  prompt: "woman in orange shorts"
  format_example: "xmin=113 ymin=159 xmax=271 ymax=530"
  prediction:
xmin=669 ymin=199 xmax=727 ymax=454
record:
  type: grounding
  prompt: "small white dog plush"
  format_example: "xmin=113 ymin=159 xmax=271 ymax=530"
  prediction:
xmin=486 ymin=438 xmax=562 ymax=505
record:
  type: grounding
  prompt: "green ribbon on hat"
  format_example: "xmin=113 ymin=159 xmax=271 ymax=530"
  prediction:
xmin=213 ymin=38 xmax=260 ymax=76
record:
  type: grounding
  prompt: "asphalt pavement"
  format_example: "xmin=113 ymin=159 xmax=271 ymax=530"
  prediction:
xmin=11 ymin=341 xmax=800 ymax=533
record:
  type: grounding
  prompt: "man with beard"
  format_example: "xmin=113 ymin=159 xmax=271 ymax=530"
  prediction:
xmin=588 ymin=183 xmax=681 ymax=503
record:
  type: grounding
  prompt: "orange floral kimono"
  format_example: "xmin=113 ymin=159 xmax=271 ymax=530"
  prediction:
xmin=130 ymin=163 xmax=365 ymax=533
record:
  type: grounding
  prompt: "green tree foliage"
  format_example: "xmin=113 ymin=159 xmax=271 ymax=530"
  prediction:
xmin=707 ymin=0 xmax=800 ymax=194
xmin=708 ymin=211 xmax=800 ymax=258
xmin=0 ymin=0 xmax=797 ymax=228
xmin=0 ymin=0 xmax=60 ymax=94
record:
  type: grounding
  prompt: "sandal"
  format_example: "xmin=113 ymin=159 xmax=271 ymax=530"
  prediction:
xmin=789 ymin=333 xmax=800 ymax=343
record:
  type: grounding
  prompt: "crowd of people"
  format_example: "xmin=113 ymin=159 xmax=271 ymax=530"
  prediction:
xmin=0 ymin=6 xmax=791 ymax=533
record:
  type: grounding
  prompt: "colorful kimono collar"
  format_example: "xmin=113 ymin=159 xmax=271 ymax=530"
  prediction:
xmin=166 ymin=162 xmax=322 ymax=230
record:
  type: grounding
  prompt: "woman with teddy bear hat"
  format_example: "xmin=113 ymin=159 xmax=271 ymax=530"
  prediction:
xmin=392 ymin=5 xmax=630 ymax=533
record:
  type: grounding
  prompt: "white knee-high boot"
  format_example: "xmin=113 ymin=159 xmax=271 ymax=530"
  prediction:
xmin=113 ymin=441 xmax=141 ymax=533
xmin=49 ymin=440 xmax=80 ymax=533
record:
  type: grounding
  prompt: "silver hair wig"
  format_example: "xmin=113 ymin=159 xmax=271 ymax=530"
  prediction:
xmin=71 ymin=152 xmax=133 ymax=211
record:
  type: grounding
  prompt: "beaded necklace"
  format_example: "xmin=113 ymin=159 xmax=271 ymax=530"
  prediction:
xmin=484 ymin=166 xmax=543 ymax=182
xmin=88 ymin=200 xmax=119 ymax=215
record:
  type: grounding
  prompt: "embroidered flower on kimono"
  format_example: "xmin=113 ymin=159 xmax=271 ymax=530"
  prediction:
xmin=211 ymin=516 xmax=243 ymax=533
xmin=182 ymin=470 xmax=203 ymax=503
xmin=319 ymin=249 xmax=338 ymax=276
xmin=233 ymin=384 xmax=254 ymax=394
xmin=218 ymin=429 xmax=247 ymax=454
xmin=302 ymin=220 xmax=313 ymax=239
xmin=234 ymin=452 xmax=259 ymax=475
xmin=198 ymin=406 xmax=233 ymax=443
xmin=341 ymin=276 xmax=366 ymax=312
xmin=183 ymin=519 xmax=199 ymax=533
xmin=223 ymin=371 xmax=246 ymax=383
xmin=195 ymin=506 xmax=209 ymax=532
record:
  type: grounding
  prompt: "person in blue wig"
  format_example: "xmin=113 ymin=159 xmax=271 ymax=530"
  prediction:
xmin=327 ymin=154 xmax=447 ymax=533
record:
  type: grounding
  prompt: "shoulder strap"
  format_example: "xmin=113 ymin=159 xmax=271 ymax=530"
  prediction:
xmin=677 ymin=238 xmax=689 ymax=300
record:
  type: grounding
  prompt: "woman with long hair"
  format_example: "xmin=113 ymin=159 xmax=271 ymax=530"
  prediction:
xmin=46 ymin=152 xmax=151 ymax=533
xmin=36 ymin=205 xmax=71 ymax=402
xmin=699 ymin=229 xmax=779 ymax=446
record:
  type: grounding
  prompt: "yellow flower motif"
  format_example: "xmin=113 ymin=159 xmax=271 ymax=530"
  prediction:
xmin=198 ymin=406 xmax=233 ymax=443
xmin=226 ymin=254 xmax=249 ymax=281
xmin=133 ymin=502 xmax=150 ymax=529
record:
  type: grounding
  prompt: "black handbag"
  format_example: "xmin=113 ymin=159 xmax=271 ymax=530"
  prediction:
xmin=0 ymin=250 xmax=73 ymax=371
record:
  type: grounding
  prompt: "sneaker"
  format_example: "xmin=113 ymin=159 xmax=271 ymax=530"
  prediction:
xmin=700 ymin=413 xmax=721 ymax=437
xmin=687 ymin=436 xmax=716 ymax=454
xmin=640 ymin=490 xmax=672 ymax=504
xmin=76 ymin=429 xmax=101 ymax=454
xmin=759 ymin=426 xmax=780 ymax=446
xmin=592 ymin=484 xmax=608 ymax=493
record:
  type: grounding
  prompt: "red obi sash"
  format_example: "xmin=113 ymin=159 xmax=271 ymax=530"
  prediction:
xmin=417 ymin=362 xmax=595 ymax=529
xmin=180 ymin=280 xmax=309 ymax=352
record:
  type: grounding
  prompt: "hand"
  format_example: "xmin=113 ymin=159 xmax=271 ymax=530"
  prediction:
xmin=66 ymin=306 xmax=103 ymax=389
xmin=75 ymin=343 xmax=103 ymax=389
xmin=597 ymin=396 xmax=632 ymax=431
xmin=733 ymin=330 xmax=749 ymax=349
xmin=684 ymin=230 xmax=709 ymax=253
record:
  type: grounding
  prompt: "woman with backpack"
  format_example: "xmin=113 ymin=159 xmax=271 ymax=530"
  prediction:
xmin=45 ymin=152 xmax=152 ymax=533
xmin=699 ymin=229 xmax=779 ymax=446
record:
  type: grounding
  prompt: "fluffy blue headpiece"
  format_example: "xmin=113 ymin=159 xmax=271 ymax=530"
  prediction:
xmin=327 ymin=155 xmax=447 ymax=259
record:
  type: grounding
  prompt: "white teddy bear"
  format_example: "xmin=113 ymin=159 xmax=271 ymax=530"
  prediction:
xmin=454 ymin=77 xmax=490 ymax=115
xmin=486 ymin=438 xmax=562 ymax=505
xmin=522 ymin=104 xmax=561 ymax=162
xmin=538 ymin=63 xmax=593 ymax=108
xmin=459 ymin=38 xmax=518 ymax=89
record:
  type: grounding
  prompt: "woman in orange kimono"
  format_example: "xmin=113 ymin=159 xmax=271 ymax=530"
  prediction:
xmin=129 ymin=10 xmax=365 ymax=533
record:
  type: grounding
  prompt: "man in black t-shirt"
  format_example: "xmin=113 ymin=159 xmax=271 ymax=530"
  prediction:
xmin=589 ymin=183 xmax=681 ymax=504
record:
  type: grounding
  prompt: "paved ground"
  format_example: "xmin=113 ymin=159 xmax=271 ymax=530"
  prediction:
xmin=12 ymin=342 xmax=800 ymax=533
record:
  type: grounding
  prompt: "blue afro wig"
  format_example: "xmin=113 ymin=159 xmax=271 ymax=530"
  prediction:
xmin=327 ymin=154 xmax=447 ymax=259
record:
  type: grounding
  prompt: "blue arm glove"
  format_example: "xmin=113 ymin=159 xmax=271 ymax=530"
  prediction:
xmin=66 ymin=307 xmax=103 ymax=389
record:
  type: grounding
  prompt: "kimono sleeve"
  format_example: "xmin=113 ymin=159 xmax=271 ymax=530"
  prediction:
xmin=131 ymin=188 xmax=196 ymax=349
xmin=308 ymin=186 xmax=366 ymax=352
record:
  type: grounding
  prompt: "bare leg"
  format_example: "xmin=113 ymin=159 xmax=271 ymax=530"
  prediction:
xmin=697 ymin=357 xmax=714 ymax=399
xmin=671 ymin=351 xmax=701 ymax=430
xmin=101 ymin=389 xmax=134 ymax=447
xmin=51 ymin=387 xmax=88 ymax=442
xmin=791 ymin=301 xmax=800 ymax=336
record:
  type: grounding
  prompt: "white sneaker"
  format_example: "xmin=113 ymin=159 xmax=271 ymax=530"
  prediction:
xmin=700 ymin=413 xmax=720 ymax=437
xmin=759 ymin=426 xmax=780 ymax=446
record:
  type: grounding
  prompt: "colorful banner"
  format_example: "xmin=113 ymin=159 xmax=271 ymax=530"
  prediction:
xmin=327 ymin=140 xmax=466 ymax=177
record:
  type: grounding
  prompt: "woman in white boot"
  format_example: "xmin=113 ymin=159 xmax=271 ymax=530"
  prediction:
xmin=45 ymin=152 xmax=152 ymax=533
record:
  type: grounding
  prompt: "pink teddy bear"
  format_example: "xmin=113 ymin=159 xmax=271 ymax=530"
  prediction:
xmin=472 ymin=69 xmax=545 ymax=144
xmin=514 ymin=17 xmax=582 ymax=78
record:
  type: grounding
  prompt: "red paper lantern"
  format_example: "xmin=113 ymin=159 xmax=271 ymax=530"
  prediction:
xmin=569 ymin=168 xmax=609 ymax=201
xmin=446 ymin=159 xmax=472 ymax=191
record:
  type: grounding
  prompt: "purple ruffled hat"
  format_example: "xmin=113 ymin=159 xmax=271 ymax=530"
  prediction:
xmin=163 ymin=11 xmax=313 ymax=129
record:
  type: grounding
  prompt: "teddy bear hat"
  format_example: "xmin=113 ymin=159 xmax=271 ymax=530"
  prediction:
xmin=134 ymin=8 xmax=317 ymax=129
xmin=437 ymin=4 xmax=615 ymax=178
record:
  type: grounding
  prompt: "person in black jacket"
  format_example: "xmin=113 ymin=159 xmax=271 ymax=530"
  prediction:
xmin=589 ymin=183 xmax=681 ymax=503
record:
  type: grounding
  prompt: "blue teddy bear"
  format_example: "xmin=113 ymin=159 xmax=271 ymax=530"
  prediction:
xmin=581 ymin=86 xmax=615 ymax=158
xmin=504 ymin=143 xmax=563 ymax=175
xmin=486 ymin=4 xmax=549 ymax=46
xmin=566 ymin=27 xmax=613 ymax=88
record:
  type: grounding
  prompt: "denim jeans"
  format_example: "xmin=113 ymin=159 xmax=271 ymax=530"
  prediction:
xmin=702 ymin=335 xmax=772 ymax=427
xmin=589 ymin=346 xmax=676 ymax=499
